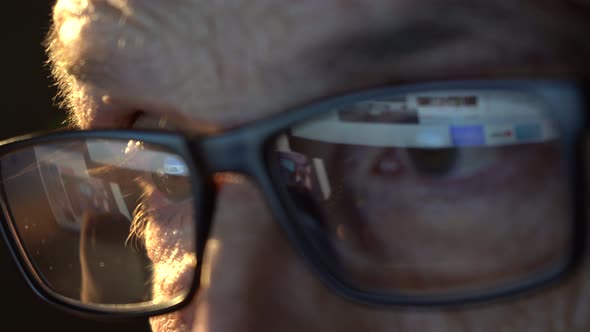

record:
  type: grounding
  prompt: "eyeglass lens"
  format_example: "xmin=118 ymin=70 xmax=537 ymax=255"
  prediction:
xmin=0 ymin=139 xmax=196 ymax=308
xmin=270 ymin=88 xmax=574 ymax=296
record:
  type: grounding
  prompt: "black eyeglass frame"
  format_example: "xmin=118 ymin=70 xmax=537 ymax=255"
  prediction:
xmin=0 ymin=79 xmax=586 ymax=318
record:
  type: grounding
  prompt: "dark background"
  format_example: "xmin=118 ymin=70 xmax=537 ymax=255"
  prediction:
xmin=4 ymin=1 xmax=150 ymax=331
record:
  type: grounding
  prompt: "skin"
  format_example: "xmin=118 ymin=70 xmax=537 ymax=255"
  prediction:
xmin=312 ymin=142 xmax=570 ymax=291
xmin=46 ymin=0 xmax=590 ymax=331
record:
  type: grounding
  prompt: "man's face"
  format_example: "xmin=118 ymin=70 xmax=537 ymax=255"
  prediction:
xmin=48 ymin=0 xmax=590 ymax=331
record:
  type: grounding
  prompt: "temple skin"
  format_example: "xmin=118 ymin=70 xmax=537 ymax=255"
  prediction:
xmin=47 ymin=0 xmax=590 ymax=331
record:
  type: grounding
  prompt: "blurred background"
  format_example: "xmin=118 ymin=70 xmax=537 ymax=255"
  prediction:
xmin=4 ymin=1 xmax=150 ymax=331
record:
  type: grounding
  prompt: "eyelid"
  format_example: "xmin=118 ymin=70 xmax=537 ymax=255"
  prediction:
xmin=131 ymin=113 xmax=178 ymax=130
xmin=130 ymin=111 xmax=224 ymax=136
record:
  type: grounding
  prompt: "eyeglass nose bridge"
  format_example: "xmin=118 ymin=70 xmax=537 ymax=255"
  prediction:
xmin=195 ymin=130 xmax=267 ymax=176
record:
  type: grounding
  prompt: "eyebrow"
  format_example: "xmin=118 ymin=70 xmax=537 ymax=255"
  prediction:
xmin=313 ymin=19 xmax=469 ymax=76
xmin=307 ymin=0 xmax=590 ymax=82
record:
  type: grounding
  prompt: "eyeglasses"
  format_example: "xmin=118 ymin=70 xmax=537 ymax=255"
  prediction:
xmin=0 ymin=80 xmax=586 ymax=317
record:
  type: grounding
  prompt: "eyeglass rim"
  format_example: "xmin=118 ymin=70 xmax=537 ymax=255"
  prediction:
xmin=0 ymin=79 xmax=585 ymax=318
xmin=254 ymin=79 xmax=588 ymax=308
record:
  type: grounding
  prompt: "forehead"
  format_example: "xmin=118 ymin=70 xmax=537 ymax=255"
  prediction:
xmin=50 ymin=0 xmax=590 ymax=129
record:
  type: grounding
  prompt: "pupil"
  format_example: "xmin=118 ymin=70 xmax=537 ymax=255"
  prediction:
xmin=152 ymin=172 xmax=191 ymax=201
xmin=407 ymin=148 xmax=457 ymax=176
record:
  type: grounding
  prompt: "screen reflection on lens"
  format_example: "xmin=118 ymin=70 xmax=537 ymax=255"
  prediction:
xmin=272 ymin=89 xmax=572 ymax=295
xmin=0 ymin=138 xmax=197 ymax=308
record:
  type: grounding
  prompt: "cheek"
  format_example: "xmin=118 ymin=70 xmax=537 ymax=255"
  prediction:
xmin=320 ymin=145 xmax=572 ymax=293
xmin=147 ymin=264 xmax=590 ymax=332
xmin=455 ymin=266 xmax=590 ymax=331
xmin=381 ymin=274 xmax=590 ymax=331
xmin=359 ymin=264 xmax=590 ymax=331
xmin=355 ymin=175 xmax=569 ymax=260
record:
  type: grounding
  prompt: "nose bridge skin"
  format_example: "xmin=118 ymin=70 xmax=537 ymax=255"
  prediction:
xmin=183 ymin=177 xmax=321 ymax=331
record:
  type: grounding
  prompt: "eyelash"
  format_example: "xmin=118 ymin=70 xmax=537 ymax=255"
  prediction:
xmin=125 ymin=111 xmax=150 ymax=128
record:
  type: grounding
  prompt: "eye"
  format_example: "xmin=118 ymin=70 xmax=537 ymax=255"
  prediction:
xmin=131 ymin=113 xmax=177 ymax=130
xmin=406 ymin=148 xmax=458 ymax=177
xmin=151 ymin=156 xmax=192 ymax=201
xmin=369 ymin=146 xmax=502 ymax=181
xmin=270 ymin=86 xmax=574 ymax=295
